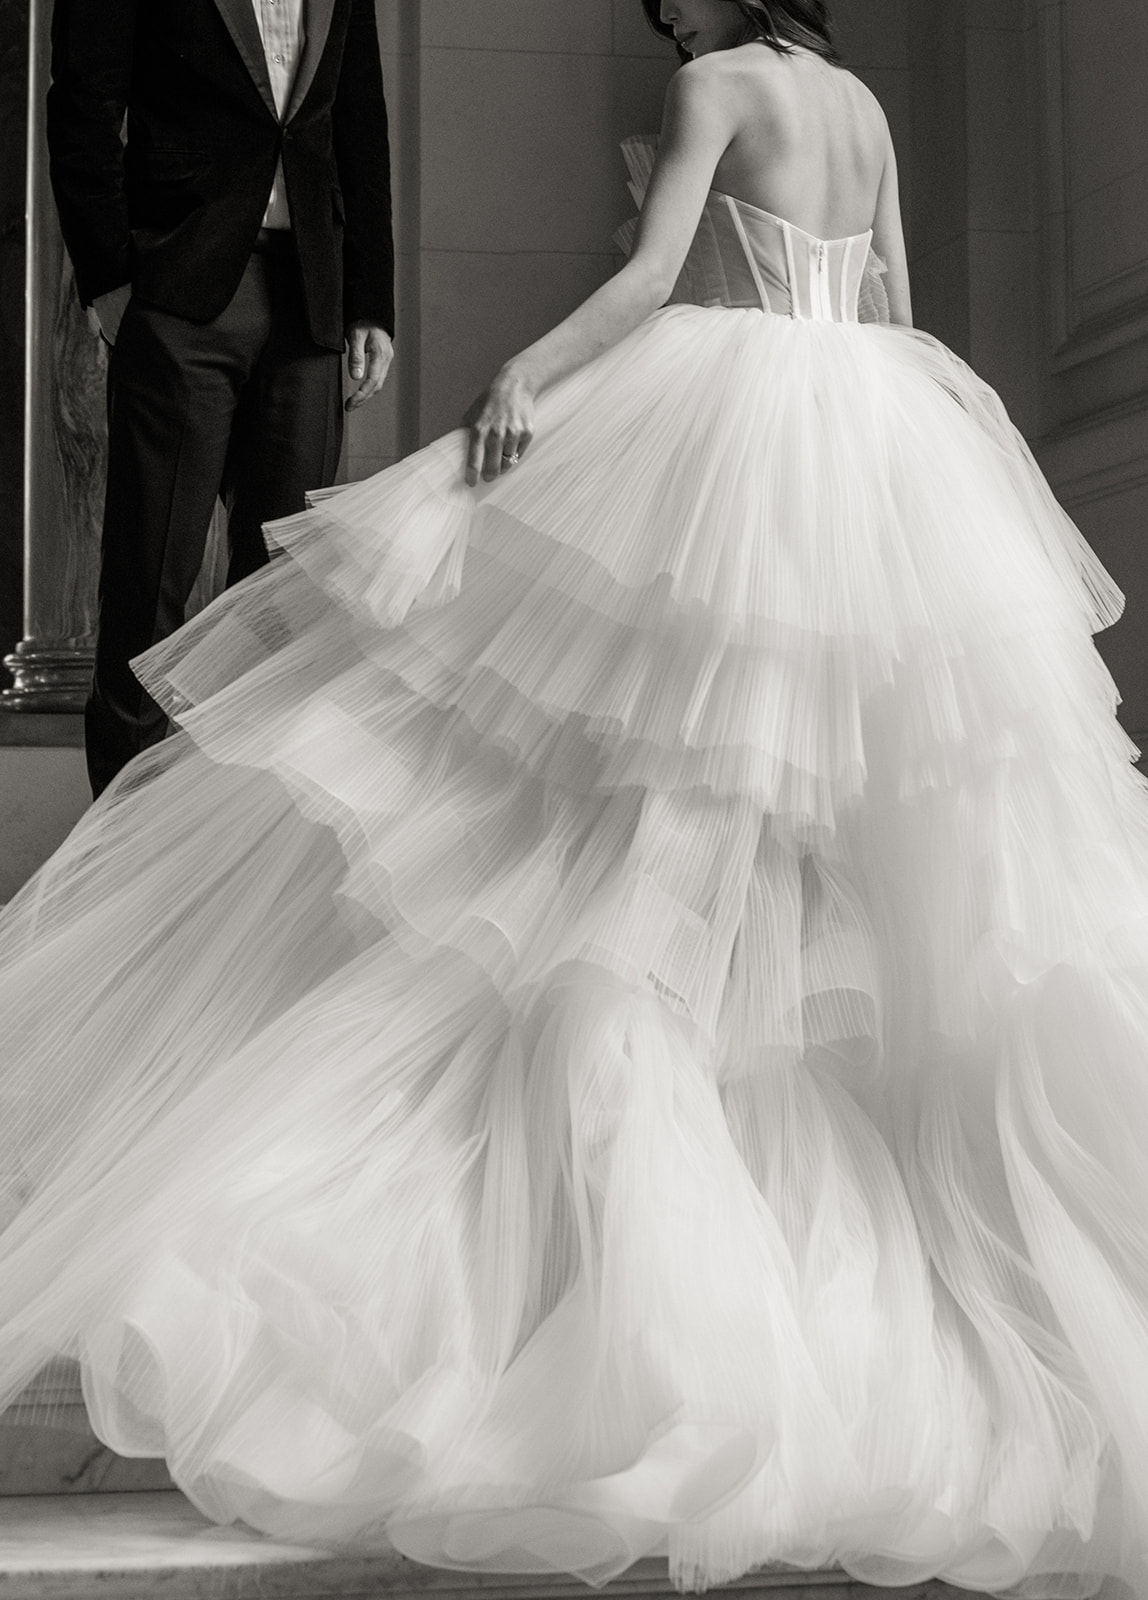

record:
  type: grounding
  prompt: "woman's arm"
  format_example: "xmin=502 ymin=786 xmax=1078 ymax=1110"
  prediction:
xmin=465 ymin=61 xmax=735 ymax=485
xmin=871 ymin=125 xmax=912 ymax=328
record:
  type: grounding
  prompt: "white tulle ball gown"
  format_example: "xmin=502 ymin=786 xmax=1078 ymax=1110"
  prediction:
xmin=1 ymin=142 xmax=1147 ymax=1600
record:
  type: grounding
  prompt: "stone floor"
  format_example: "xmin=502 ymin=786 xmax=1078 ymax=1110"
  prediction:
xmin=0 ymin=1379 xmax=997 ymax=1600
xmin=0 ymin=1363 xmax=170 ymax=1498
xmin=0 ymin=1491 xmax=406 ymax=1599
xmin=0 ymin=1491 xmax=972 ymax=1600
xmin=0 ymin=720 xmax=89 ymax=903
xmin=0 ymin=1369 xmax=1002 ymax=1600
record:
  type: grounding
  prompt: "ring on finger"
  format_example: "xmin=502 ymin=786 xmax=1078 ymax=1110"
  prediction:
xmin=501 ymin=450 xmax=520 ymax=466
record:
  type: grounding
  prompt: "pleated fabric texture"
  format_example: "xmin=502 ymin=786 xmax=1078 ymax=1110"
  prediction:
xmin=0 ymin=199 xmax=1146 ymax=1600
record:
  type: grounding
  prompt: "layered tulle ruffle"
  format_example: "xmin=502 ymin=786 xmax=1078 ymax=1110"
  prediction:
xmin=0 ymin=301 xmax=1145 ymax=1596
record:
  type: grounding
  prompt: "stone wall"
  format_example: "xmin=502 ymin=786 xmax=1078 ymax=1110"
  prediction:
xmin=342 ymin=0 xmax=679 ymax=483
xmin=838 ymin=0 xmax=1148 ymax=745
xmin=1036 ymin=0 xmax=1148 ymax=740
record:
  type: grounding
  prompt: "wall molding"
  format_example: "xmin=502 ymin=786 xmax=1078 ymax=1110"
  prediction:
xmin=1050 ymin=296 xmax=1148 ymax=375
xmin=1037 ymin=0 xmax=1148 ymax=375
xmin=1056 ymin=457 xmax=1148 ymax=511
xmin=1072 ymin=254 xmax=1148 ymax=327
xmin=1037 ymin=0 xmax=1073 ymax=355
xmin=1038 ymin=392 xmax=1148 ymax=507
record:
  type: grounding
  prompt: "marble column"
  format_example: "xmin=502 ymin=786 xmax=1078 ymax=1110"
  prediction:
xmin=0 ymin=0 xmax=28 ymax=674
xmin=1 ymin=0 xmax=102 ymax=713
xmin=2 ymin=0 xmax=231 ymax=715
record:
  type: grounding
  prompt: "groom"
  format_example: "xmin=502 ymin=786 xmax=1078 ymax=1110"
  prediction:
xmin=47 ymin=0 xmax=396 ymax=796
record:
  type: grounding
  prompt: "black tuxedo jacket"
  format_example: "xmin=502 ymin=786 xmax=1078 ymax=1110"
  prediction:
xmin=47 ymin=0 xmax=395 ymax=350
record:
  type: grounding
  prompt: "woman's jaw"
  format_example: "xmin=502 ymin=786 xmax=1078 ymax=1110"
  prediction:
xmin=658 ymin=1 xmax=751 ymax=58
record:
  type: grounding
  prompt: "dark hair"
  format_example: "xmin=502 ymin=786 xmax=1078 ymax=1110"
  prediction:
xmin=640 ymin=0 xmax=841 ymax=66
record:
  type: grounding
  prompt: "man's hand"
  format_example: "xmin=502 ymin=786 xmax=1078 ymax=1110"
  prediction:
xmin=345 ymin=321 xmax=393 ymax=410
xmin=90 ymin=284 xmax=132 ymax=346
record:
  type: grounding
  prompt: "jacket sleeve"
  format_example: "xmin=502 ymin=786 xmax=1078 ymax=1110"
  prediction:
xmin=332 ymin=0 xmax=396 ymax=338
xmin=46 ymin=0 xmax=138 ymax=306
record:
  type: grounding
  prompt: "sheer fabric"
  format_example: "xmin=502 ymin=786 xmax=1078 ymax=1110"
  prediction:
xmin=615 ymin=134 xmax=890 ymax=324
xmin=0 ymin=142 xmax=1144 ymax=1598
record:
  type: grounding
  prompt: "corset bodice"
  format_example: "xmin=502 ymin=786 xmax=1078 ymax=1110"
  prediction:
xmin=615 ymin=136 xmax=888 ymax=326
xmin=670 ymin=191 xmax=872 ymax=323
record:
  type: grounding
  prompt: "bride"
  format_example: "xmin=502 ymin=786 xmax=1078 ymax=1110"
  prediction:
xmin=1 ymin=1 xmax=1146 ymax=1594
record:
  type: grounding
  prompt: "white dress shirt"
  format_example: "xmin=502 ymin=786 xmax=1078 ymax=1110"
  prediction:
xmin=251 ymin=0 xmax=305 ymax=228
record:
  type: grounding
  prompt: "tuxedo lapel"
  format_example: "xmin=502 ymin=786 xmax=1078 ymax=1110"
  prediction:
xmin=285 ymin=0 xmax=338 ymax=122
xmin=212 ymin=0 xmax=280 ymax=121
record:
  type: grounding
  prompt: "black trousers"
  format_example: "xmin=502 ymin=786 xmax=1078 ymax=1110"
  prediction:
xmin=87 ymin=231 xmax=343 ymax=797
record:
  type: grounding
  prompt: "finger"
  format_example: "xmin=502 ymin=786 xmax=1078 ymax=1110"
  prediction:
xmin=482 ymin=427 xmax=507 ymax=482
xmin=466 ymin=423 xmax=489 ymax=488
xmin=497 ymin=431 xmax=523 ymax=474
xmin=346 ymin=326 xmax=367 ymax=382
xmin=499 ymin=424 xmax=536 ymax=473
xmin=346 ymin=343 xmax=391 ymax=410
xmin=362 ymin=339 xmax=393 ymax=401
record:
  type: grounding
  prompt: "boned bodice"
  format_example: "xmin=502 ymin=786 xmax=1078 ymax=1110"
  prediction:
xmin=615 ymin=135 xmax=888 ymax=326
xmin=673 ymin=191 xmax=872 ymax=323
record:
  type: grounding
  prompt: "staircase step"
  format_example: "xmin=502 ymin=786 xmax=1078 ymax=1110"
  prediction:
xmin=0 ymin=1491 xmax=886 ymax=1600
xmin=0 ymin=1362 xmax=172 ymax=1495
xmin=0 ymin=1404 xmax=173 ymax=1495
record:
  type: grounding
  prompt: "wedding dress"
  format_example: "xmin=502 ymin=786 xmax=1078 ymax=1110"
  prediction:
xmin=0 ymin=140 xmax=1146 ymax=1599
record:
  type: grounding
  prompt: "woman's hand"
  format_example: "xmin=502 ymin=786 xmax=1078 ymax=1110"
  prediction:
xmin=464 ymin=363 xmax=537 ymax=487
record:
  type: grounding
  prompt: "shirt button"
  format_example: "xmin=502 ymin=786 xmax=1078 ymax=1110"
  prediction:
xmin=273 ymin=53 xmax=283 ymax=62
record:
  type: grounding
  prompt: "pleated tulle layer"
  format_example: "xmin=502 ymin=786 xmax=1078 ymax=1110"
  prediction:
xmin=140 ymin=306 xmax=1126 ymax=844
xmin=0 ymin=304 xmax=1147 ymax=1598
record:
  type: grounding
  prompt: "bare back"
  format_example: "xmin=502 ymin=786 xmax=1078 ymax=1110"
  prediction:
xmin=627 ymin=37 xmax=912 ymax=327
xmin=709 ymin=45 xmax=886 ymax=237
xmin=689 ymin=43 xmax=909 ymax=322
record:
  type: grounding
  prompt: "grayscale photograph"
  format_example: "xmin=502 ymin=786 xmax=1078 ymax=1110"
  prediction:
xmin=0 ymin=4 xmax=1145 ymax=1597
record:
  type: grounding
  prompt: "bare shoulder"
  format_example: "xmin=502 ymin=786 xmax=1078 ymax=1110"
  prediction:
xmin=669 ymin=45 xmax=792 ymax=135
xmin=662 ymin=50 xmax=752 ymax=133
xmin=673 ymin=44 xmax=797 ymax=96
xmin=668 ymin=47 xmax=894 ymax=169
xmin=667 ymin=49 xmax=746 ymax=102
xmin=734 ymin=48 xmax=889 ymax=124
xmin=698 ymin=43 xmax=790 ymax=98
xmin=843 ymin=70 xmax=893 ymax=140
xmin=854 ymin=76 xmax=898 ymax=183
xmin=795 ymin=58 xmax=894 ymax=162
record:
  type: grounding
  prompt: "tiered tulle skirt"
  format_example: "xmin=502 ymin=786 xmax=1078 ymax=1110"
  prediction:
xmin=0 ymin=304 xmax=1147 ymax=1597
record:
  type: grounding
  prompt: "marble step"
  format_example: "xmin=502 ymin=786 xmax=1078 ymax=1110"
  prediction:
xmin=0 ymin=1490 xmax=971 ymax=1600
xmin=0 ymin=1361 xmax=172 ymax=1496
